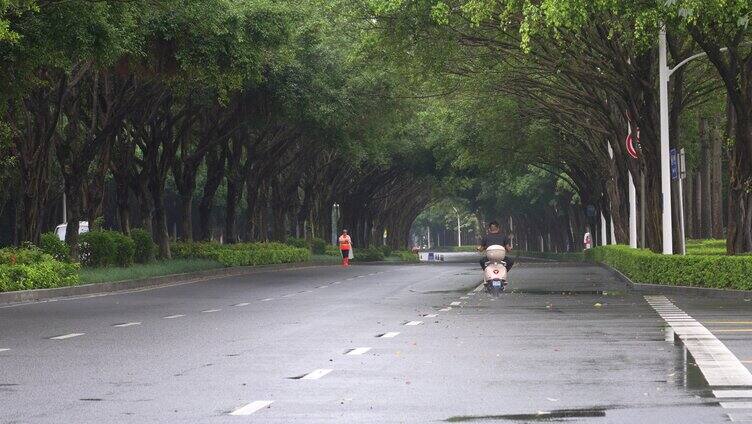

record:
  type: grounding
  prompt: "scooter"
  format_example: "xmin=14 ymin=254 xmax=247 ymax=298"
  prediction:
xmin=483 ymin=245 xmax=508 ymax=297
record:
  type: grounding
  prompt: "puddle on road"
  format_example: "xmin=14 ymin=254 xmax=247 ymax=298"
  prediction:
xmin=445 ymin=407 xmax=607 ymax=422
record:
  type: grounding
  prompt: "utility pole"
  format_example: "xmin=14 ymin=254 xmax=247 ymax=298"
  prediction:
xmin=629 ymin=172 xmax=638 ymax=248
xmin=330 ymin=203 xmax=340 ymax=245
xmin=452 ymin=207 xmax=461 ymax=247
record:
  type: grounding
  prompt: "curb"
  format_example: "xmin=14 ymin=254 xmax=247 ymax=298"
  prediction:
xmin=596 ymin=262 xmax=752 ymax=299
xmin=0 ymin=262 xmax=336 ymax=306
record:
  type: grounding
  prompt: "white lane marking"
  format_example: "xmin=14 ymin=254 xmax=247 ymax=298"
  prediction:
xmin=229 ymin=400 xmax=273 ymax=416
xmin=50 ymin=333 xmax=85 ymax=340
xmin=0 ymin=348 xmax=9 ymax=352
xmin=163 ymin=314 xmax=185 ymax=319
xmin=450 ymin=301 xmax=461 ymax=306
xmin=404 ymin=320 xmax=423 ymax=326
xmin=233 ymin=303 xmax=250 ymax=307
xmin=332 ymin=281 xmax=342 ymax=285
xmin=715 ymin=390 xmax=752 ymax=398
xmin=113 ymin=322 xmax=141 ymax=328
xmin=357 ymin=275 xmax=365 ymax=278
xmin=467 ymin=292 xmax=476 ymax=296
xmin=720 ymin=402 xmax=752 ymax=409
xmin=369 ymin=273 xmax=377 ymax=276
xmin=645 ymin=295 xmax=752 ymax=387
xmin=379 ymin=332 xmax=400 ymax=338
xmin=460 ymin=296 xmax=469 ymax=299
xmin=283 ymin=294 xmax=296 ymax=298
xmin=261 ymin=298 xmax=273 ymax=302
xmin=424 ymin=314 xmax=438 ymax=318
xmin=439 ymin=307 xmax=452 ymax=312
xmin=300 ymin=369 xmax=332 ymax=380
xmin=202 ymin=309 xmax=221 ymax=313
xmin=346 ymin=347 xmax=371 ymax=355
xmin=316 ymin=285 xmax=328 ymax=289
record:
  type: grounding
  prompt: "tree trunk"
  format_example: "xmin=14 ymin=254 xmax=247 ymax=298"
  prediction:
xmin=149 ymin=177 xmax=171 ymax=259
xmin=700 ymin=117 xmax=713 ymax=238
xmin=710 ymin=118 xmax=724 ymax=239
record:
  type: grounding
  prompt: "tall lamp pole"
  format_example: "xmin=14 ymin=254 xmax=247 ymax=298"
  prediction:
xmin=659 ymin=27 xmax=673 ymax=254
xmin=452 ymin=207 xmax=461 ymax=247
xmin=331 ymin=203 xmax=340 ymax=245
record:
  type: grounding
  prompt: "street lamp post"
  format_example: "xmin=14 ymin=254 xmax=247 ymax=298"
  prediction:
xmin=331 ymin=203 xmax=340 ymax=245
xmin=452 ymin=207 xmax=461 ymax=247
xmin=659 ymin=27 xmax=673 ymax=254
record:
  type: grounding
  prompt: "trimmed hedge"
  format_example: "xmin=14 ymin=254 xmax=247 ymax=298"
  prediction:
xmin=517 ymin=251 xmax=585 ymax=261
xmin=325 ymin=244 xmax=340 ymax=256
xmin=130 ymin=228 xmax=155 ymax=264
xmin=585 ymin=245 xmax=752 ymax=290
xmin=354 ymin=247 xmax=385 ymax=262
xmin=0 ymin=247 xmax=80 ymax=292
xmin=172 ymin=242 xmax=310 ymax=267
xmin=79 ymin=230 xmax=135 ymax=267
xmin=40 ymin=232 xmax=70 ymax=261
xmin=394 ymin=250 xmax=419 ymax=262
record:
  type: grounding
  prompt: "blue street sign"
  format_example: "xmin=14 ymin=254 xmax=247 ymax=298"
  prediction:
xmin=670 ymin=148 xmax=679 ymax=181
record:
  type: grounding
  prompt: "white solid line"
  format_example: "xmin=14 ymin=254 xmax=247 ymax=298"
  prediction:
xmin=380 ymin=332 xmax=400 ymax=338
xmin=163 ymin=314 xmax=185 ymax=319
xmin=720 ymin=402 xmax=752 ymax=409
xmin=233 ymin=303 xmax=250 ymax=307
xmin=50 ymin=333 xmax=85 ymax=340
xmin=229 ymin=400 xmax=273 ymax=416
xmin=439 ymin=307 xmax=452 ymax=312
xmin=300 ymin=369 xmax=332 ymax=380
xmin=450 ymin=301 xmax=461 ymax=306
xmin=715 ymin=390 xmax=752 ymax=398
xmin=202 ymin=309 xmax=221 ymax=313
xmin=404 ymin=320 xmax=423 ymax=326
xmin=425 ymin=314 xmax=438 ymax=318
xmin=113 ymin=322 xmax=141 ymax=328
xmin=346 ymin=347 xmax=371 ymax=355
xmin=0 ymin=348 xmax=9 ymax=352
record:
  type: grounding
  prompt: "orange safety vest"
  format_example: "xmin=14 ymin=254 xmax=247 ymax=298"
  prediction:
xmin=339 ymin=235 xmax=351 ymax=250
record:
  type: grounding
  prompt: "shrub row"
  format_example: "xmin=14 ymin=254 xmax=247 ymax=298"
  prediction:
xmin=0 ymin=247 xmax=80 ymax=292
xmin=585 ymin=245 xmax=752 ymax=290
xmin=172 ymin=242 xmax=310 ymax=267
xmin=394 ymin=250 xmax=419 ymax=262
xmin=285 ymin=237 xmax=327 ymax=254
xmin=354 ymin=247 xmax=385 ymax=262
xmin=516 ymin=251 xmax=585 ymax=261
xmin=38 ymin=229 xmax=155 ymax=268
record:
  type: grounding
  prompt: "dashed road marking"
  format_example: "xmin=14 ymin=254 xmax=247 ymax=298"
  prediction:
xmin=439 ymin=307 xmax=452 ymax=312
xmin=346 ymin=347 xmax=371 ymax=355
xmin=645 ymin=295 xmax=752 ymax=387
xmin=378 ymin=332 xmax=400 ymax=338
xmin=450 ymin=301 xmax=461 ymax=306
xmin=0 ymin=348 xmax=9 ymax=352
xmin=261 ymin=298 xmax=273 ymax=302
xmin=720 ymin=402 xmax=752 ymax=409
xmin=163 ymin=314 xmax=185 ymax=319
xmin=300 ymin=369 xmax=332 ymax=380
xmin=404 ymin=320 xmax=423 ymax=326
xmin=202 ymin=309 xmax=221 ymax=313
xmin=424 ymin=314 xmax=438 ymax=318
xmin=283 ymin=294 xmax=296 ymax=298
xmin=714 ymin=390 xmax=752 ymax=398
xmin=332 ymin=281 xmax=342 ymax=285
xmin=460 ymin=296 xmax=469 ymax=299
xmin=316 ymin=285 xmax=328 ymax=289
xmin=233 ymin=303 xmax=250 ymax=307
xmin=113 ymin=322 xmax=141 ymax=328
xmin=50 ymin=333 xmax=84 ymax=340
xmin=229 ymin=400 xmax=273 ymax=416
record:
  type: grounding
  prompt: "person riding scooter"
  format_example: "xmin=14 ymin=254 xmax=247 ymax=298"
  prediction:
xmin=477 ymin=221 xmax=514 ymax=271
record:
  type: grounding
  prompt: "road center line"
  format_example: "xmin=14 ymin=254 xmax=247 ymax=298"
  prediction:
xmin=424 ymin=314 xmax=438 ymax=318
xmin=439 ymin=307 xmax=452 ymax=312
xmin=229 ymin=400 xmax=273 ymax=416
xmin=113 ymin=322 xmax=141 ymax=327
xmin=202 ymin=309 xmax=221 ymax=313
xmin=261 ymin=298 xmax=273 ymax=302
xmin=346 ymin=347 xmax=371 ymax=355
xmin=379 ymin=332 xmax=400 ymax=338
xmin=300 ymin=369 xmax=332 ymax=379
xmin=50 ymin=333 xmax=85 ymax=340
xmin=450 ymin=301 xmax=461 ymax=306
xmin=233 ymin=303 xmax=250 ymax=307
xmin=0 ymin=348 xmax=9 ymax=352
xmin=645 ymin=295 xmax=752 ymax=387
xmin=404 ymin=320 xmax=423 ymax=326
xmin=163 ymin=314 xmax=185 ymax=319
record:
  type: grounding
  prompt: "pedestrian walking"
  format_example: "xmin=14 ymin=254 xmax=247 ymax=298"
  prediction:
xmin=583 ymin=229 xmax=593 ymax=250
xmin=339 ymin=229 xmax=353 ymax=267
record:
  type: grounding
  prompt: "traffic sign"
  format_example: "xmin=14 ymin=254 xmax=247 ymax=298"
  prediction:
xmin=670 ymin=148 xmax=679 ymax=181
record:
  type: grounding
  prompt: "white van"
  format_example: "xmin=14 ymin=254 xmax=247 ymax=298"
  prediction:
xmin=55 ymin=221 xmax=90 ymax=241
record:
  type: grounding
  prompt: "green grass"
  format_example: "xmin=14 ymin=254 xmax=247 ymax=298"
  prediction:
xmin=79 ymin=259 xmax=224 ymax=284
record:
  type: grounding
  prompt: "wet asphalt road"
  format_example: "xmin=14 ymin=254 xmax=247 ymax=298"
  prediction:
xmin=0 ymin=257 xmax=742 ymax=423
